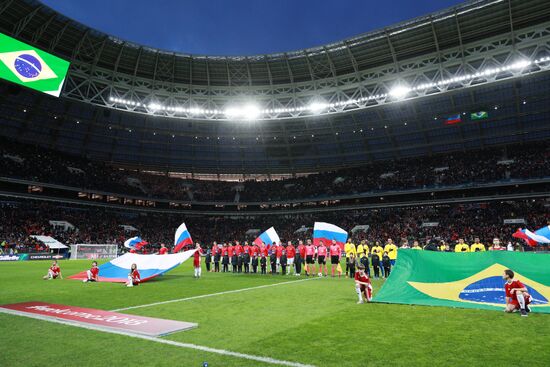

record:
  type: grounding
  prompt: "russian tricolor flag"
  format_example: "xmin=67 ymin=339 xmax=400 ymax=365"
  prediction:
xmin=513 ymin=226 xmax=550 ymax=247
xmin=124 ymin=236 xmax=148 ymax=250
xmin=68 ymin=251 xmax=196 ymax=283
xmin=173 ymin=222 xmax=193 ymax=253
xmin=313 ymin=222 xmax=348 ymax=250
xmin=253 ymin=227 xmax=280 ymax=246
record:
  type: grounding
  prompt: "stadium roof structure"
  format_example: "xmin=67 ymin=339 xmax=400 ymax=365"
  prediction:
xmin=0 ymin=0 xmax=550 ymax=174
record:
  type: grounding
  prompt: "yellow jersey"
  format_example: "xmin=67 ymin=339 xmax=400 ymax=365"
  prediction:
xmin=470 ymin=243 xmax=486 ymax=252
xmin=384 ymin=244 xmax=398 ymax=260
xmin=454 ymin=244 xmax=470 ymax=252
xmin=371 ymin=246 xmax=383 ymax=259
xmin=412 ymin=246 xmax=422 ymax=250
xmin=344 ymin=243 xmax=356 ymax=257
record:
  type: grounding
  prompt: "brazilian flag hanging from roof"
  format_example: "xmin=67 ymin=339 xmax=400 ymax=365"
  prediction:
xmin=373 ymin=249 xmax=550 ymax=313
xmin=0 ymin=32 xmax=70 ymax=97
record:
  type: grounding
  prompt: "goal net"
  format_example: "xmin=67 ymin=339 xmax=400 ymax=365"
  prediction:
xmin=69 ymin=244 xmax=118 ymax=260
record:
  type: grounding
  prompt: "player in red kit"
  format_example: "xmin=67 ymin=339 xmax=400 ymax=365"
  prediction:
xmin=83 ymin=261 xmax=99 ymax=282
xmin=193 ymin=243 xmax=205 ymax=278
xmin=43 ymin=260 xmax=62 ymax=280
xmin=126 ymin=263 xmax=140 ymax=287
xmin=286 ymin=241 xmax=296 ymax=275
xmin=354 ymin=265 xmax=372 ymax=304
xmin=503 ymin=269 xmax=531 ymax=316
xmin=158 ymin=243 xmax=168 ymax=255
xmin=305 ymin=240 xmax=316 ymax=276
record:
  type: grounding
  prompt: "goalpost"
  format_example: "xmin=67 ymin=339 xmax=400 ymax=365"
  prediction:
xmin=69 ymin=244 xmax=118 ymax=260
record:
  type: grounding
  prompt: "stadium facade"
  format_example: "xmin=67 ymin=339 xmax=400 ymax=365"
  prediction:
xmin=0 ymin=0 xmax=549 ymax=215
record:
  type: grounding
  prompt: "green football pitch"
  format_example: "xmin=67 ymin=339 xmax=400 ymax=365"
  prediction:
xmin=1 ymin=259 xmax=548 ymax=367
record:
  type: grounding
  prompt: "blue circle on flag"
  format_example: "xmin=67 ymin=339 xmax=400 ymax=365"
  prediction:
xmin=14 ymin=54 xmax=42 ymax=79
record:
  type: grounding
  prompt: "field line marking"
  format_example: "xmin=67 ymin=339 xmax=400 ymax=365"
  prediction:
xmin=0 ymin=308 xmax=316 ymax=367
xmin=111 ymin=277 xmax=318 ymax=312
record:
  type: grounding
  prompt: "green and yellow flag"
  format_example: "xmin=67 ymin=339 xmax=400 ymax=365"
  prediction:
xmin=373 ymin=249 xmax=550 ymax=313
xmin=0 ymin=32 xmax=70 ymax=97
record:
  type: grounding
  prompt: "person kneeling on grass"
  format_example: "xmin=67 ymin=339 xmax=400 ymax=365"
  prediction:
xmin=43 ymin=260 xmax=62 ymax=280
xmin=503 ymin=269 xmax=531 ymax=317
xmin=83 ymin=261 xmax=99 ymax=283
xmin=354 ymin=265 xmax=372 ymax=304
xmin=126 ymin=263 xmax=140 ymax=287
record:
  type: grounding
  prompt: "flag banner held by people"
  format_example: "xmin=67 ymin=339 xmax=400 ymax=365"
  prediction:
xmin=313 ymin=222 xmax=348 ymax=250
xmin=373 ymin=250 xmax=550 ymax=313
xmin=253 ymin=227 xmax=280 ymax=246
xmin=68 ymin=250 xmax=196 ymax=283
xmin=0 ymin=32 xmax=70 ymax=97
xmin=173 ymin=223 xmax=193 ymax=253
xmin=471 ymin=111 xmax=488 ymax=120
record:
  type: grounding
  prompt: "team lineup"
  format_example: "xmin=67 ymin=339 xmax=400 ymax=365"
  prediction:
xmin=43 ymin=238 xmax=534 ymax=316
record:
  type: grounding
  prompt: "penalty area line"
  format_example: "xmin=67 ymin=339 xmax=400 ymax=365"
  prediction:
xmin=111 ymin=277 xmax=318 ymax=312
xmin=0 ymin=308 xmax=316 ymax=367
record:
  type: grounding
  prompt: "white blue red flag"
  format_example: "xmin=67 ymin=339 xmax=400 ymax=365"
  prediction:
xmin=313 ymin=222 xmax=348 ymax=250
xmin=124 ymin=236 xmax=148 ymax=250
xmin=513 ymin=225 xmax=550 ymax=247
xmin=68 ymin=250 xmax=196 ymax=283
xmin=174 ymin=222 xmax=193 ymax=253
xmin=253 ymin=227 xmax=280 ymax=246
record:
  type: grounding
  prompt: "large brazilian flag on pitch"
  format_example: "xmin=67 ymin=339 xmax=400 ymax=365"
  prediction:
xmin=373 ymin=249 xmax=550 ymax=313
xmin=0 ymin=32 xmax=70 ymax=97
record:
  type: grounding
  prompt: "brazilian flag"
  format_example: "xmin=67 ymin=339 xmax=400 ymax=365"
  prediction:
xmin=471 ymin=111 xmax=488 ymax=120
xmin=373 ymin=250 xmax=550 ymax=313
xmin=0 ymin=32 xmax=70 ymax=97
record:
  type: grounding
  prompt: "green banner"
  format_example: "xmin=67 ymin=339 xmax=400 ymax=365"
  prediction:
xmin=373 ymin=249 xmax=550 ymax=313
xmin=0 ymin=32 xmax=70 ymax=97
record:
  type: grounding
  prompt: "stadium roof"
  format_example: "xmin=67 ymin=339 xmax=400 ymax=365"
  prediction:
xmin=1 ymin=0 xmax=550 ymax=121
xmin=0 ymin=0 xmax=550 ymax=174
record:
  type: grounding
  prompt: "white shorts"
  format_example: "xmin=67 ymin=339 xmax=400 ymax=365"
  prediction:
xmin=287 ymin=258 xmax=294 ymax=265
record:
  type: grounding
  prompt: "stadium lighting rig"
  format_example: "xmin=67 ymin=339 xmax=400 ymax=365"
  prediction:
xmin=108 ymin=57 xmax=549 ymax=121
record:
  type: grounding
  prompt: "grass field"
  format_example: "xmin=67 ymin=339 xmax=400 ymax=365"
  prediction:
xmin=1 ymin=259 xmax=549 ymax=367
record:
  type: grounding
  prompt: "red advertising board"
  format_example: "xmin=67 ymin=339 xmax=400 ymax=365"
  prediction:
xmin=0 ymin=302 xmax=197 ymax=336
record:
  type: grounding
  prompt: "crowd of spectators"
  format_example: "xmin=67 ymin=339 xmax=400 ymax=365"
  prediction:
xmin=1 ymin=139 xmax=548 ymax=203
xmin=1 ymin=198 xmax=547 ymax=255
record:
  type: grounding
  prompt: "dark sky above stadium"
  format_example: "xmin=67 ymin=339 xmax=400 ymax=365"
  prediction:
xmin=41 ymin=0 xmax=464 ymax=56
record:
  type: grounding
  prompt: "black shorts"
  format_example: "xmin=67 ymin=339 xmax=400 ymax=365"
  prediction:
xmin=317 ymin=256 xmax=326 ymax=265
xmin=331 ymin=255 xmax=340 ymax=264
xmin=306 ymin=255 xmax=314 ymax=264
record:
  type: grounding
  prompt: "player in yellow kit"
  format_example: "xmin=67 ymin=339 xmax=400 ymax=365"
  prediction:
xmin=470 ymin=237 xmax=486 ymax=252
xmin=384 ymin=238 xmax=398 ymax=266
xmin=454 ymin=238 xmax=470 ymax=252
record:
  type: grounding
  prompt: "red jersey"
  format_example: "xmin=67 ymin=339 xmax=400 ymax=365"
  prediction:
xmin=276 ymin=245 xmax=284 ymax=258
xmin=130 ymin=269 xmax=140 ymax=283
xmin=260 ymin=245 xmax=268 ymax=257
xmin=251 ymin=245 xmax=259 ymax=257
xmin=193 ymin=248 xmax=203 ymax=267
xmin=235 ymin=244 xmax=244 ymax=255
xmin=159 ymin=247 xmax=168 ymax=255
xmin=298 ymin=244 xmax=306 ymax=258
xmin=286 ymin=245 xmax=296 ymax=259
xmin=505 ymin=280 xmax=525 ymax=301
xmin=90 ymin=266 xmax=99 ymax=279
xmin=211 ymin=245 xmax=218 ymax=255
xmin=491 ymin=246 xmax=506 ymax=251
xmin=317 ymin=245 xmax=327 ymax=257
xmin=50 ymin=265 xmax=60 ymax=275
xmin=243 ymin=245 xmax=250 ymax=254
xmin=355 ymin=272 xmax=370 ymax=285
xmin=227 ymin=246 xmax=234 ymax=257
